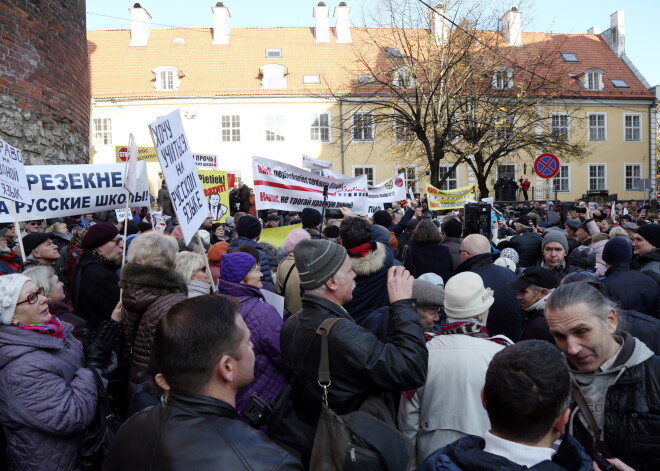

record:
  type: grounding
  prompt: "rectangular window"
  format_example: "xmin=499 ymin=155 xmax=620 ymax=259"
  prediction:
xmin=550 ymin=113 xmax=569 ymax=141
xmin=266 ymin=48 xmax=282 ymax=58
xmin=265 ymin=115 xmax=285 ymax=142
xmin=397 ymin=166 xmax=418 ymax=192
xmin=438 ymin=165 xmax=458 ymax=190
xmin=493 ymin=70 xmax=510 ymax=90
xmin=497 ymin=164 xmax=516 ymax=180
xmin=624 ymin=114 xmax=641 ymax=142
xmin=221 ymin=115 xmax=240 ymax=142
xmin=353 ymin=111 xmax=374 ymax=141
xmin=586 ymin=72 xmax=600 ymax=91
xmin=561 ymin=52 xmax=579 ymax=62
xmin=160 ymin=70 xmax=174 ymax=90
xmin=555 ymin=164 xmax=570 ymax=192
xmin=310 ymin=113 xmax=330 ymax=142
xmin=353 ymin=166 xmax=375 ymax=185
xmin=495 ymin=113 xmax=515 ymax=140
xmin=303 ymin=75 xmax=321 ymax=84
xmin=624 ymin=164 xmax=642 ymax=191
xmin=393 ymin=116 xmax=414 ymax=141
xmin=588 ymin=113 xmax=606 ymax=141
xmin=588 ymin=164 xmax=607 ymax=191
xmin=92 ymin=118 xmax=112 ymax=145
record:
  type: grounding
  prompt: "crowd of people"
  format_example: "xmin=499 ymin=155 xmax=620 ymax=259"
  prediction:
xmin=0 ymin=193 xmax=658 ymax=471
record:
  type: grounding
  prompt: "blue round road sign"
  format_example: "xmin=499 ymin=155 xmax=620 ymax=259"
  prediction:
xmin=534 ymin=153 xmax=560 ymax=179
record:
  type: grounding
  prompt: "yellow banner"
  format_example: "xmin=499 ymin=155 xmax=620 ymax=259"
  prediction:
xmin=259 ymin=224 xmax=303 ymax=248
xmin=197 ymin=170 xmax=230 ymax=223
xmin=426 ymin=184 xmax=476 ymax=210
xmin=115 ymin=146 xmax=158 ymax=162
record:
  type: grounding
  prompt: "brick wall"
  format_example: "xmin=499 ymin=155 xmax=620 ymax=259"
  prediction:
xmin=0 ymin=0 xmax=89 ymax=164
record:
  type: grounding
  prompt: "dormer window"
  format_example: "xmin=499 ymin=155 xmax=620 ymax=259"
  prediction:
xmin=578 ymin=69 xmax=605 ymax=91
xmin=358 ymin=74 xmax=374 ymax=84
xmin=385 ymin=47 xmax=403 ymax=58
xmin=492 ymin=67 xmax=513 ymax=90
xmin=153 ymin=66 xmax=182 ymax=91
xmin=260 ymin=64 xmax=287 ymax=90
xmin=561 ymin=52 xmax=579 ymax=62
xmin=393 ymin=66 xmax=413 ymax=88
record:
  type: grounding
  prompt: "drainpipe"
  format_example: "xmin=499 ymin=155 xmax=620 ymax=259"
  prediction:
xmin=649 ymin=87 xmax=658 ymax=209
xmin=339 ymin=98 xmax=346 ymax=174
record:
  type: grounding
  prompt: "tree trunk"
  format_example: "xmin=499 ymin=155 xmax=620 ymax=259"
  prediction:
xmin=429 ymin=162 xmax=440 ymax=189
xmin=476 ymin=172 xmax=489 ymax=199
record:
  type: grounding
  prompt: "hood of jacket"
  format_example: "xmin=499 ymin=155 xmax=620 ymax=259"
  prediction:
xmin=636 ymin=248 xmax=660 ymax=263
xmin=217 ymin=278 xmax=264 ymax=300
xmin=120 ymin=263 xmax=188 ymax=312
xmin=454 ymin=253 xmax=492 ymax=275
xmin=0 ymin=323 xmax=74 ymax=369
xmin=349 ymin=241 xmax=389 ymax=277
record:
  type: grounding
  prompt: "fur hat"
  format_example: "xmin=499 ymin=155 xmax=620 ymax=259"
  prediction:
xmin=81 ymin=222 xmax=119 ymax=250
xmin=413 ymin=279 xmax=445 ymax=308
xmin=301 ymin=208 xmax=322 ymax=229
xmin=602 ymin=237 xmax=632 ymax=265
xmin=444 ymin=272 xmax=494 ymax=319
xmin=0 ymin=274 xmax=31 ymax=325
xmin=284 ymin=228 xmax=311 ymax=254
xmin=220 ymin=252 xmax=257 ymax=283
xmin=636 ymin=224 xmax=660 ymax=249
xmin=542 ymin=231 xmax=568 ymax=253
xmin=235 ymin=215 xmax=262 ymax=240
xmin=294 ymin=239 xmax=347 ymax=291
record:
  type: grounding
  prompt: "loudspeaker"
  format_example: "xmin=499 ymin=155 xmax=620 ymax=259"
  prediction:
xmin=464 ymin=203 xmax=491 ymax=238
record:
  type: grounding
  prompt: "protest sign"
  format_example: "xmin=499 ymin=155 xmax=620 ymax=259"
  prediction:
xmin=149 ymin=110 xmax=207 ymax=244
xmin=116 ymin=146 xmax=158 ymax=163
xmin=0 ymin=162 xmax=149 ymax=222
xmin=124 ymin=134 xmax=139 ymax=195
xmin=115 ymin=208 xmax=128 ymax=222
xmin=322 ymin=170 xmax=407 ymax=216
xmin=302 ymin=154 xmax=333 ymax=170
xmin=197 ymin=170 xmax=230 ymax=222
xmin=426 ymin=184 xmax=477 ymax=211
xmin=0 ymin=138 xmax=32 ymax=205
xmin=253 ymin=156 xmax=368 ymax=214
xmin=193 ymin=154 xmax=218 ymax=168
xmin=259 ymin=223 xmax=303 ymax=248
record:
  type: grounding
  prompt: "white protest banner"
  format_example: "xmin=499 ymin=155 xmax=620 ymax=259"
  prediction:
xmin=321 ymin=168 xmax=348 ymax=179
xmin=481 ymin=197 xmax=494 ymax=205
xmin=253 ymin=156 xmax=368 ymax=214
xmin=302 ymin=154 xmax=333 ymax=170
xmin=0 ymin=162 xmax=149 ymax=222
xmin=115 ymin=208 xmax=128 ymax=222
xmin=364 ymin=174 xmax=407 ymax=215
xmin=124 ymin=134 xmax=139 ymax=195
xmin=149 ymin=110 xmax=206 ymax=244
xmin=193 ymin=153 xmax=217 ymax=169
xmin=0 ymin=138 xmax=32 ymax=204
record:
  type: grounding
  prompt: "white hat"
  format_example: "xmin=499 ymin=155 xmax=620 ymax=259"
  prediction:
xmin=494 ymin=257 xmax=516 ymax=272
xmin=0 ymin=274 xmax=31 ymax=325
xmin=444 ymin=272 xmax=494 ymax=319
xmin=418 ymin=272 xmax=444 ymax=288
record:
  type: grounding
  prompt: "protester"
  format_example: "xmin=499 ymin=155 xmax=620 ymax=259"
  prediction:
xmin=22 ymin=232 xmax=61 ymax=271
xmin=227 ymin=215 xmax=275 ymax=290
xmin=301 ymin=207 xmax=323 ymax=239
xmin=508 ymin=215 xmax=541 ymax=268
xmin=401 ymin=219 xmax=453 ymax=280
xmin=174 ymin=251 xmax=213 ymax=297
xmin=631 ymin=223 xmax=660 ymax=285
xmin=63 ymin=225 xmax=87 ymax=285
xmin=537 ymin=230 xmax=579 ymax=282
xmin=0 ymin=233 xmax=20 ymax=274
xmin=276 ymin=228 xmax=310 ymax=316
xmin=412 ymin=278 xmax=445 ymax=331
xmin=207 ymin=241 xmax=229 ymax=285
xmin=545 ymin=282 xmax=659 ymax=470
xmin=440 ymin=217 xmax=463 ymax=268
xmin=509 ymin=266 xmax=557 ymax=344
xmin=0 ymin=274 xmax=120 ymax=471
xmin=210 ymin=222 xmax=227 ymax=245
xmin=21 ymin=219 xmax=43 ymax=236
xmin=418 ymin=340 xmax=592 ymax=471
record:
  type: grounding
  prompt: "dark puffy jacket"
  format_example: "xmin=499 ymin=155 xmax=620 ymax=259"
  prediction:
xmin=104 ymin=392 xmax=303 ymax=471
xmin=440 ymin=237 xmax=462 ymax=271
xmin=120 ymin=263 xmax=188 ymax=385
xmin=418 ymin=434 xmax=592 ymax=471
xmin=520 ymin=308 xmax=556 ymax=345
xmin=71 ymin=250 xmax=121 ymax=330
xmin=452 ymin=253 xmax=524 ymax=341
xmin=216 ymin=279 xmax=286 ymax=412
xmin=227 ymin=236 xmax=275 ymax=290
xmin=618 ymin=309 xmax=660 ymax=355
xmin=632 ymin=248 xmax=660 ymax=286
xmin=602 ymin=264 xmax=660 ymax=318
xmin=402 ymin=241 xmax=453 ymax=281
xmin=281 ymin=294 xmax=428 ymax=427
xmin=508 ymin=228 xmax=542 ymax=267
xmin=0 ymin=323 xmax=99 ymax=471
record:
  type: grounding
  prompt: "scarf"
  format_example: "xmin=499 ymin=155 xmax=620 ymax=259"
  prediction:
xmin=17 ymin=316 xmax=65 ymax=339
xmin=347 ymin=241 xmax=376 ymax=257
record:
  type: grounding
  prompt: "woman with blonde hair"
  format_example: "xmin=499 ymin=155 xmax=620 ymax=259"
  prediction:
xmin=174 ymin=251 xmax=212 ymax=297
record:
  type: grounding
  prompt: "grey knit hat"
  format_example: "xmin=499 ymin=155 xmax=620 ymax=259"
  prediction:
xmin=294 ymin=239 xmax=347 ymax=291
xmin=413 ymin=279 xmax=445 ymax=308
xmin=542 ymin=230 xmax=568 ymax=253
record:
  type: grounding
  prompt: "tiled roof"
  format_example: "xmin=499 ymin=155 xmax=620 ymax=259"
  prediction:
xmin=87 ymin=27 xmax=654 ymax=100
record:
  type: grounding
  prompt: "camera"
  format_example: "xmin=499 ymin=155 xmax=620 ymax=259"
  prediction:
xmin=242 ymin=394 xmax=273 ymax=428
xmin=576 ymin=207 xmax=587 ymax=214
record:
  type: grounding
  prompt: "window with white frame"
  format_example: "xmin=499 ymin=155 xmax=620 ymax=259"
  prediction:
xmin=393 ymin=116 xmax=414 ymax=141
xmin=624 ymin=164 xmax=642 ymax=191
xmin=265 ymin=115 xmax=285 ymax=142
xmin=92 ymin=118 xmax=112 ymax=145
xmin=495 ymin=113 xmax=515 ymax=140
xmin=492 ymin=68 xmax=513 ymax=90
xmin=588 ymin=113 xmax=606 ymax=141
xmin=438 ymin=165 xmax=458 ymax=190
xmin=624 ymin=114 xmax=641 ymax=142
xmin=393 ymin=66 xmax=413 ymax=89
xmin=153 ymin=66 xmax=180 ymax=91
xmin=353 ymin=111 xmax=374 ymax=141
xmin=221 ymin=115 xmax=240 ymax=142
xmin=396 ymin=166 xmax=418 ymax=192
xmin=550 ymin=113 xmax=569 ymax=141
xmin=260 ymin=64 xmax=287 ymax=90
xmin=588 ymin=164 xmax=607 ymax=191
xmin=353 ymin=166 xmax=375 ymax=185
xmin=584 ymin=70 xmax=603 ymax=91
xmin=310 ymin=113 xmax=330 ymax=142
xmin=554 ymin=164 xmax=570 ymax=192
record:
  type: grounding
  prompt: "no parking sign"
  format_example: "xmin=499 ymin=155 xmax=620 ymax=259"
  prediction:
xmin=534 ymin=153 xmax=560 ymax=179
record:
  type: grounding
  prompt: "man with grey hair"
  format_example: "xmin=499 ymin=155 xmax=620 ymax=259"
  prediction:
xmin=509 ymin=266 xmax=556 ymax=344
xmin=280 ymin=238 xmax=428 ymax=428
xmin=545 ymin=282 xmax=660 ymax=471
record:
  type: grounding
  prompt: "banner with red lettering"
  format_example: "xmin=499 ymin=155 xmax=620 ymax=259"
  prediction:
xmin=197 ymin=170 xmax=230 ymax=223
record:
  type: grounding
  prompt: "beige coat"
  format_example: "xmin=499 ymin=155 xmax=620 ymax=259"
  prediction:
xmin=276 ymin=254 xmax=303 ymax=315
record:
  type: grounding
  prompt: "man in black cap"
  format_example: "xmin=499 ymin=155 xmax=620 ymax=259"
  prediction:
xmin=564 ymin=219 xmax=581 ymax=254
xmin=226 ymin=215 xmax=274 ymax=291
xmin=631 ymin=224 xmax=660 ymax=286
xmin=508 ymin=215 xmax=541 ymax=268
xmin=509 ymin=266 xmax=557 ymax=344
xmin=21 ymin=232 xmax=62 ymax=274
xmin=301 ymin=207 xmax=323 ymax=239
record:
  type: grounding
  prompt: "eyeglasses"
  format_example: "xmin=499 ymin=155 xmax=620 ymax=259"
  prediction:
xmin=17 ymin=287 xmax=43 ymax=305
xmin=27 ymin=222 xmax=40 ymax=226
xmin=112 ymin=236 xmax=124 ymax=245
xmin=197 ymin=266 xmax=207 ymax=273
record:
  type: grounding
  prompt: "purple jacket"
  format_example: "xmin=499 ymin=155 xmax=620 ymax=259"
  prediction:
xmin=0 ymin=322 xmax=98 ymax=471
xmin=217 ymin=279 xmax=287 ymax=412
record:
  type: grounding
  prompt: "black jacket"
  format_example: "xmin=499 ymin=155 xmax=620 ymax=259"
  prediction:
xmin=603 ymin=264 xmax=660 ymax=318
xmin=618 ymin=309 xmax=660 ymax=355
xmin=520 ymin=308 xmax=556 ymax=345
xmin=280 ymin=294 xmax=428 ymax=427
xmin=103 ymin=392 xmax=303 ymax=471
xmin=452 ymin=253 xmax=524 ymax=341
xmin=402 ymin=240 xmax=453 ymax=280
xmin=508 ymin=228 xmax=542 ymax=268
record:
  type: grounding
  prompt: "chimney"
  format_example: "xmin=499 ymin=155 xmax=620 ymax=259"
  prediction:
xmin=605 ymin=11 xmax=625 ymax=57
xmin=334 ymin=2 xmax=352 ymax=43
xmin=429 ymin=3 xmax=450 ymax=45
xmin=212 ymin=2 xmax=231 ymax=45
xmin=499 ymin=6 xmax=522 ymax=47
xmin=587 ymin=26 xmax=601 ymax=34
xmin=129 ymin=3 xmax=151 ymax=47
xmin=313 ymin=2 xmax=330 ymax=43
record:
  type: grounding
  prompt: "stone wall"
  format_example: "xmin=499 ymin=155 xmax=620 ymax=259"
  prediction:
xmin=0 ymin=0 xmax=89 ymax=164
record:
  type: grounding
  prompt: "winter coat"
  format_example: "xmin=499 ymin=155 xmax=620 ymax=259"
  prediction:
xmin=64 ymin=243 xmax=84 ymax=288
xmin=569 ymin=334 xmax=660 ymax=471
xmin=418 ymin=434 xmax=592 ymax=471
xmin=281 ymin=294 xmax=428 ymax=427
xmin=508 ymin=228 xmax=542 ymax=268
xmin=48 ymin=301 xmax=87 ymax=341
xmin=520 ymin=308 xmax=556 ymax=345
xmin=618 ymin=309 xmax=660 ymax=355
xmin=452 ymin=254 xmax=524 ymax=341
xmin=401 ymin=240 xmax=453 ymax=281
xmin=0 ymin=323 xmax=99 ymax=471
xmin=343 ymin=241 xmax=394 ymax=324
xmin=440 ymin=237 xmax=462 ymax=271
xmin=104 ymin=391 xmax=303 ymax=471
xmin=217 ymin=279 xmax=286 ymax=412
xmin=632 ymin=248 xmax=660 ymax=286
xmin=0 ymin=250 xmax=19 ymax=274
xmin=398 ymin=334 xmax=505 ymax=467
xmin=120 ymin=263 xmax=188 ymax=385
xmin=157 ymin=186 xmax=173 ymax=216
xmin=276 ymin=253 xmax=303 ymax=315
xmin=590 ymin=238 xmax=608 ymax=277
xmin=238 ymin=185 xmax=251 ymax=213
xmin=534 ymin=259 xmax=580 ymax=284
xmin=227 ymin=236 xmax=275 ymax=289
xmin=602 ymin=264 xmax=660 ymax=318
xmin=71 ymin=250 xmax=121 ymax=330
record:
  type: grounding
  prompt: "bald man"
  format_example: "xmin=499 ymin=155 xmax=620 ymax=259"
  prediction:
xmin=451 ymin=234 xmax=524 ymax=341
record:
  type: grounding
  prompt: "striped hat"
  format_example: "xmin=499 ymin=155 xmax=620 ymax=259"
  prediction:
xmin=294 ymin=239 xmax=347 ymax=291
